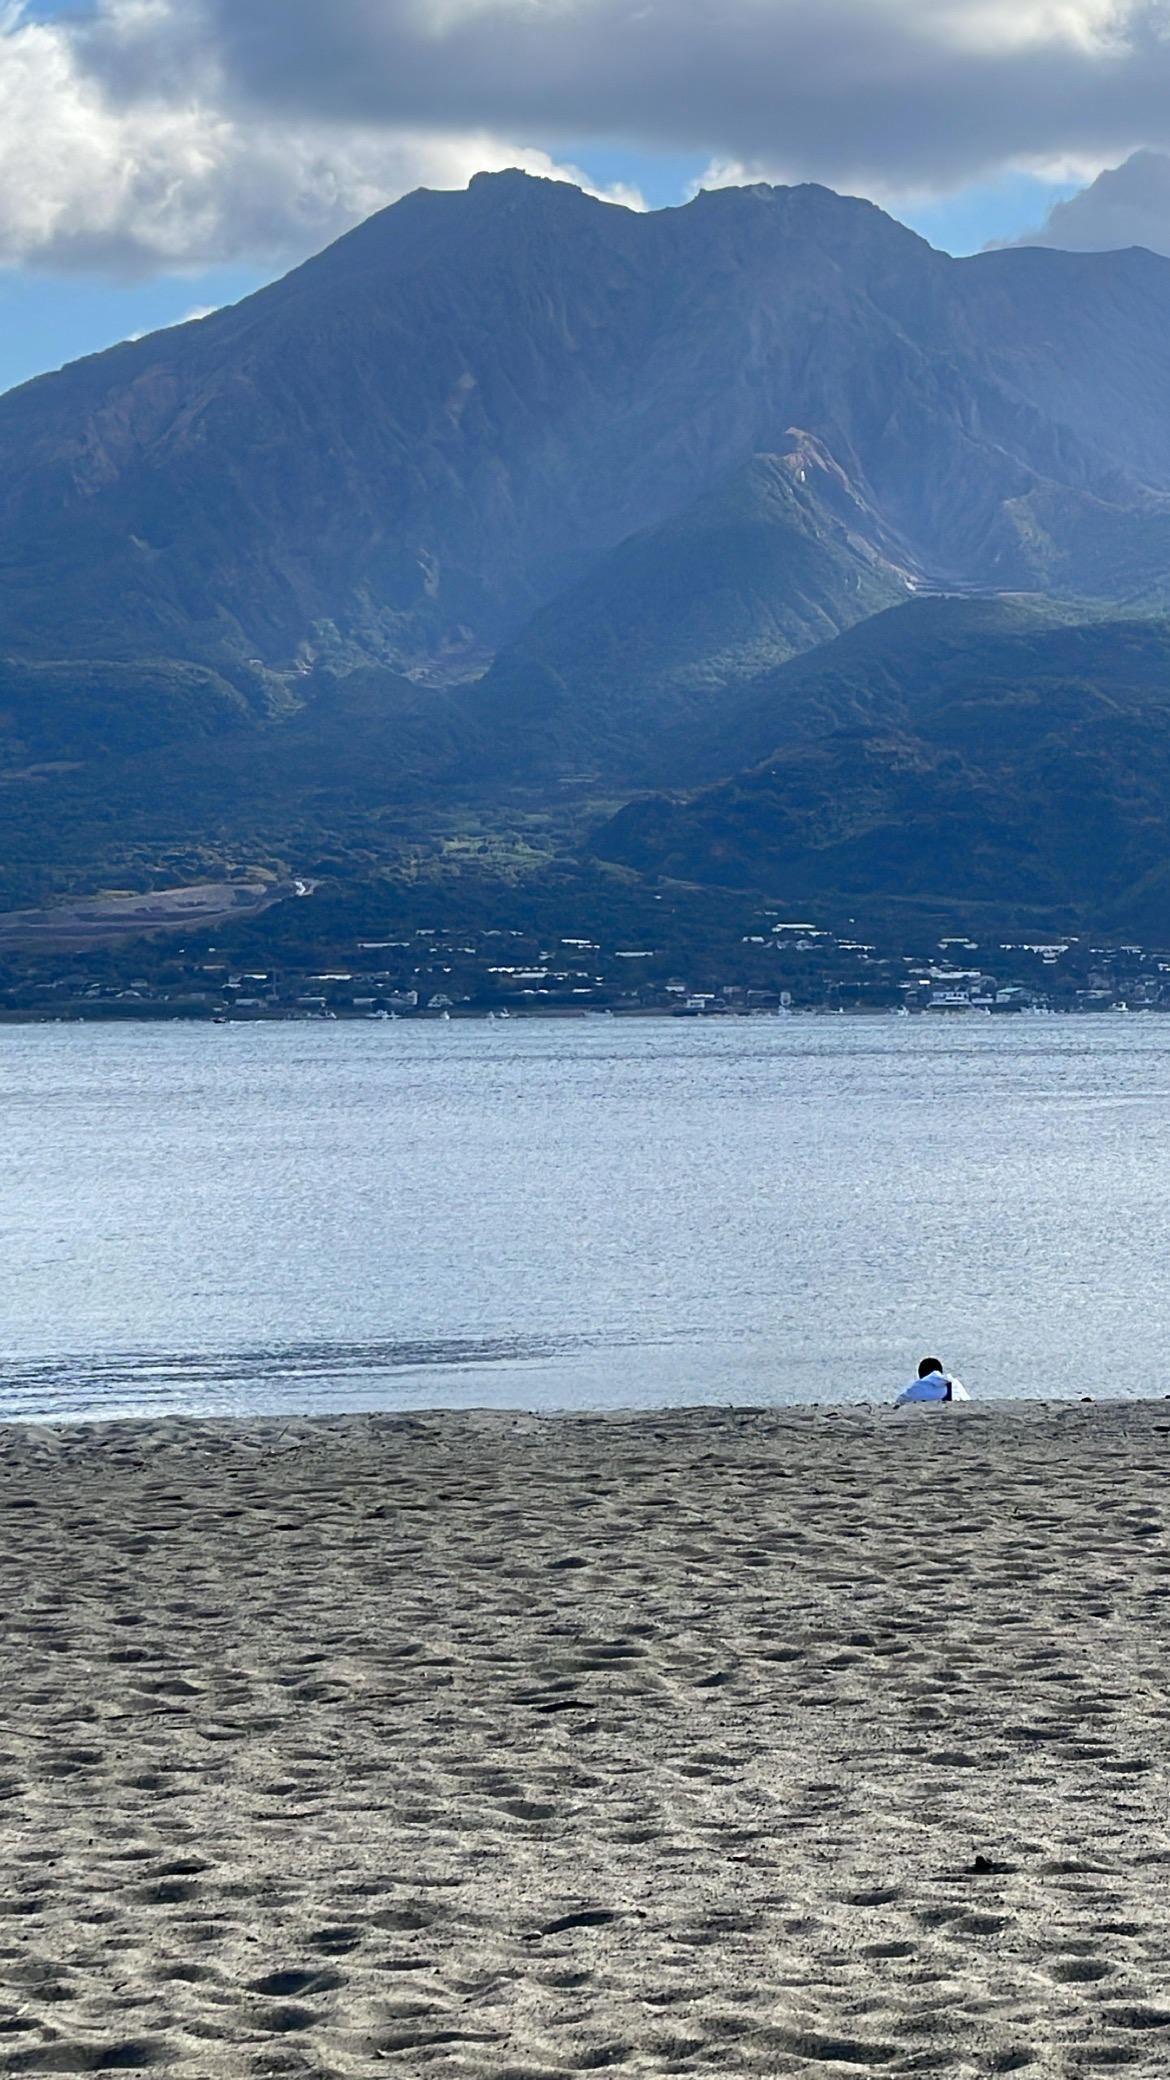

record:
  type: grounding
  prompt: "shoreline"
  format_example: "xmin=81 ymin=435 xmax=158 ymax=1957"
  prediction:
xmin=0 ymin=1391 xmax=1159 ymax=1427
xmin=0 ymin=1394 xmax=1163 ymax=1434
xmin=0 ymin=1002 xmax=1140 ymax=1024
xmin=2 ymin=1402 xmax=1169 ymax=2073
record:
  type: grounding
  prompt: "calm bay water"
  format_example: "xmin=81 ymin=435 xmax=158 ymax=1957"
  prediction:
xmin=2 ymin=1014 xmax=1168 ymax=1420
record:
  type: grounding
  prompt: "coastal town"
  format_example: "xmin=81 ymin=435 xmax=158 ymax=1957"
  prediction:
xmin=2 ymin=901 xmax=1169 ymax=1018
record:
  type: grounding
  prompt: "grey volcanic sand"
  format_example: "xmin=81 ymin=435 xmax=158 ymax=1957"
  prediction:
xmin=1 ymin=1406 xmax=1170 ymax=2076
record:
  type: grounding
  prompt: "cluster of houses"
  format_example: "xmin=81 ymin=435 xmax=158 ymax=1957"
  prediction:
xmin=5 ymin=919 xmax=1170 ymax=1019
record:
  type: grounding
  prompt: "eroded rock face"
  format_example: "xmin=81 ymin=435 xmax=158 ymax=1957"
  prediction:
xmin=2 ymin=168 xmax=1170 ymax=696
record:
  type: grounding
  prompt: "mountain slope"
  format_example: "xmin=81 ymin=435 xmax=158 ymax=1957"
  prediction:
xmin=593 ymin=600 xmax=1170 ymax=935
xmin=670 ymin=593 xmax=1127 ymax=780
xmin=0 ymin=663 xmax=487 ymax=909
xmin=464 ymin=438 xmax=916 ymax=785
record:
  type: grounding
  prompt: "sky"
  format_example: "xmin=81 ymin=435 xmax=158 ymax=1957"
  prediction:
xmin=3 ymin=0 xmax=1170 ymax=395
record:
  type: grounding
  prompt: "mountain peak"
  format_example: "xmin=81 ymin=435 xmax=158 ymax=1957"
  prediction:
xmin=466 ymin=166 xmax=571 ymax=197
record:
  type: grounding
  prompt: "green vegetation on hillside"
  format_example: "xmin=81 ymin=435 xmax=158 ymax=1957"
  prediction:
xmin=595 ymin=599 xmax=1170 ymax=937
xmin=467 ymin=445 xmax=914 ymax=784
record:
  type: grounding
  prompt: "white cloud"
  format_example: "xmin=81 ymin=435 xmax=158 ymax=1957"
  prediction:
xmin=5 ymin=0 xmax=1170 ymax=273
xmin=0 ymin=0 xmax=639 ymax=273
xmin=924 ymin=0 xmax=1126 ymax=55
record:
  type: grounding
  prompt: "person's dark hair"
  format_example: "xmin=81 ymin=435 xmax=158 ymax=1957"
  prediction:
xmin=917 ymin=1357 xmax=945 ymax=1378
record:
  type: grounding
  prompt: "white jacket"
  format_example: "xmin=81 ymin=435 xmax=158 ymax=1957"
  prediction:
xmin=895 ymin=1374 xmax=970 ymax=1405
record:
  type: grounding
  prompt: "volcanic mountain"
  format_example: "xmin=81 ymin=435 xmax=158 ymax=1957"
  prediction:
xmin=6 ymin=170 xmax=1170 ymax=930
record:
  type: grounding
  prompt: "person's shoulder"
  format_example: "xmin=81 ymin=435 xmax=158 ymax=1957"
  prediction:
xmin=895 ymin=1378 xmax=941 ymax=1403
xmin=947 ymin=1378 xmax=970 ymax=1400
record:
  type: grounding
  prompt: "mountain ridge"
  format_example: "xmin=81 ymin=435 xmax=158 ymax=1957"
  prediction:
xmin=5 ymin=171 xmax=1170 ymax=692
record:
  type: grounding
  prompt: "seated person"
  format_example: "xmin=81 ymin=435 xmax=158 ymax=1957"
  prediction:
xmin=895 ymin=1356 xmax=970 ymax=1405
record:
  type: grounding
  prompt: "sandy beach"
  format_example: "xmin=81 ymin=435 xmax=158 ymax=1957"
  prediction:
xmin=1 ymin=1403 xmax=1168 ymax=2076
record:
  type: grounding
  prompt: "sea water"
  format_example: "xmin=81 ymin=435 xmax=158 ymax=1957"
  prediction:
xmin=2 ymin=1014 xmax=1168 ymax=1419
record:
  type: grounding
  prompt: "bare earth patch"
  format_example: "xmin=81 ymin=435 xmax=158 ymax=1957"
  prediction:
xmin=0 ymin=882 xmax=287 ymax=947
